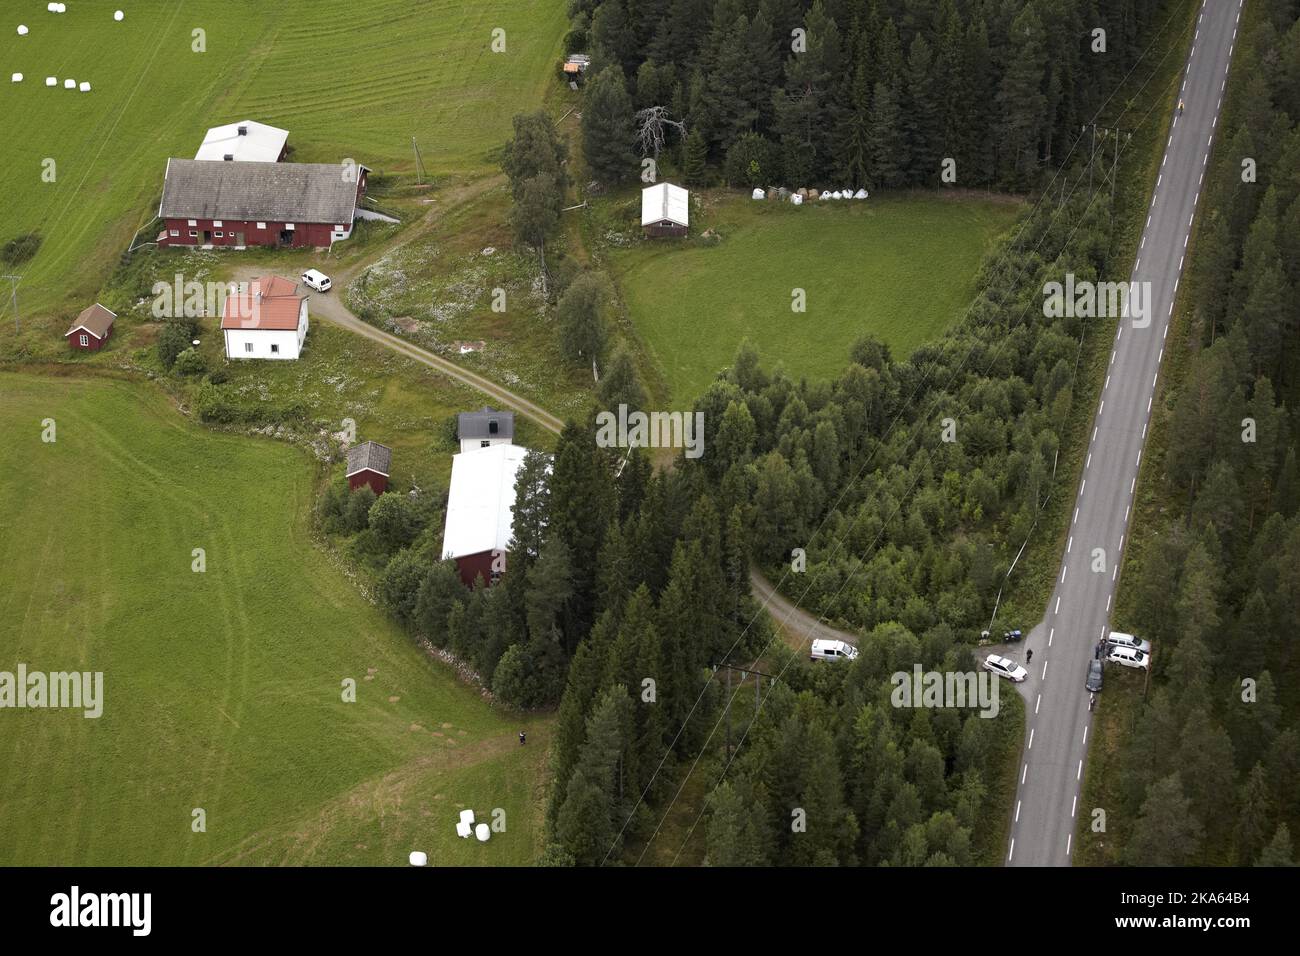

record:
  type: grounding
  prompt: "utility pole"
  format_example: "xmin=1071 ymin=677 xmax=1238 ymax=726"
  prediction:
xmin=712 ymin=660 xmax=779 ymax=761
xmin=1082 ymin=123 xmax=1133 ymax=217
xmin=411 ymin=137 xmax=427 ymax=185
xmin=1 ymin=275 xmax=19 ymax=333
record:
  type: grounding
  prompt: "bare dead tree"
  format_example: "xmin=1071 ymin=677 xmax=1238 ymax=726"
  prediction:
xmin=634 ymin=106 xmax=687 ymax=162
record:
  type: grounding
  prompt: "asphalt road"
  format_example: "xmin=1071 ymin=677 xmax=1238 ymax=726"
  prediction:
xmin=1006 ymin=0 xmax=1243 ymax=867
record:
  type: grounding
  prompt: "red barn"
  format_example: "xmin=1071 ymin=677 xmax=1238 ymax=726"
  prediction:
xmin=65 ymin=303 xmax=116 ymax=351
xmin=346 ymin=441 xmax=392 ymax=495
xmin=441 ymin=443 xmax=535 ymax=586
xmin=156 ymin=159 xmax=369 ymax=250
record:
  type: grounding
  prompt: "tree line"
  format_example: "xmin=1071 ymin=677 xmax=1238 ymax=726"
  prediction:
xmin=571 ymin=0 xmax=1169 ymax=190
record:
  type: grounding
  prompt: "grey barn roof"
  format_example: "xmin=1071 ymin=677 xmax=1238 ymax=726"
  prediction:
xmin=159 ymin=159 xmax=362 ymax=224
xmin=457 ymin=407 xmax=514 ymax=441
xmin=346 ymin=441 xmax=392 ymax=477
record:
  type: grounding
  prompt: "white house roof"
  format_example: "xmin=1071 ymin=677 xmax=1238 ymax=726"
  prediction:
xmin=195 ymin=120 xmax=288 ymax=163
xmin=441 ymin=443 xmax=533 ymax=560
xmin=641 ymin=182 xmax=689 ymax=227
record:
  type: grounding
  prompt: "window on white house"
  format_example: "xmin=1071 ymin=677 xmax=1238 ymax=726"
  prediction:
xmin=270 ymin=343 xmax=280 ymax=354
xmin=256 ymin=222 xmax=266 ymax=230
xmin=169 ymin=230 xmax=179 ymax=237
xmin=79 ymin=334 xmax=88 ymax=347
xmin=481 ymin=440 xmax=490 ymax=448
xmin=244 ymin=342 xmax=254 ymax=353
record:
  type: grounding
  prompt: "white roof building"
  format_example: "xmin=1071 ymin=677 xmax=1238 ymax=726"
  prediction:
xmin=441 ymin=443 xmax=533 ymax=562
xmin=195 ymin=120 xmax=289 ymax=163
xmin=641 ymin=182 xmax=689 ymax=229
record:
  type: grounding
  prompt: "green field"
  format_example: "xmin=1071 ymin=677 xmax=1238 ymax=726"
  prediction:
xmin=609 ymin=194 xmax=1022 ymax=402
xmin=0 ymin=372 xmax=548 ymax=865
xmin=0 ymin=0 xmax=567 ymax=315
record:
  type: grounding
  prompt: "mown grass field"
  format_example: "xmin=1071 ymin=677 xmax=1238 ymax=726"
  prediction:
xmin=607 ymin=193 xmax=1022 ymax=402
xmin=0 ymin=0 xmax=567 ymax=316
xmin=0 ymin=372 xmax=549 ymax=865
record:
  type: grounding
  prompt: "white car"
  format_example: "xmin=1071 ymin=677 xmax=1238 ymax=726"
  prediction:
xmin=983 ymin=654 xmax=1028 ymax=683
xmin=1106 ymin=631 xmax=1151 ymax=654
xmin=301 ymin=269 xmax=332 ymax=292
xmin=810 ymin=639 xmax=858 ymax=663
xmin=1107 ymin=646 xmax=1150 ymax=670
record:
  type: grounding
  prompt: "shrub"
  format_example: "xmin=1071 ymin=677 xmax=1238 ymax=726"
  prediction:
xmin=377 ymin=549 xmax=430 ymax=627
xmin=368 ymin=492 xmax=423 ymax=552
xmin=0 ymin=232 xmax=41 ymax=267
xmin=157 ymin=321 xmax=193 ymax=370
xmin=172 ymin=348 xmax=206 ymax=376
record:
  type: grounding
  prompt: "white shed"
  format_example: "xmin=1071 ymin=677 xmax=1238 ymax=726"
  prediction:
xmin=641 ymin=182 xmax=689 ymax=236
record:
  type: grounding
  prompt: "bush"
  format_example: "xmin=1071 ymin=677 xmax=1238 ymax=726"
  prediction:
xmin=206 ymin=368 xmax=229 ymax=386
xmin=377 ymin=549 xmax=430 ymax=627
xmin=0 ymin=232 xmax=41 ymax=267
xmin=369 ymin=492 xmax=423 ymax=552
xmin=342 ymin=486 xmax=376 ymax=534
xmin=157 ymin=321 xmax=193 ymax=370
xmin=172 ymin=347 xmax=206 ymax=376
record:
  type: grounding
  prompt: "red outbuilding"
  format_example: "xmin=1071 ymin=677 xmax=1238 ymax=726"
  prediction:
xmin=65 ymin=303 xmax=116 ymax=351
xmin=346 ymin=441 xmax=392 ymax=495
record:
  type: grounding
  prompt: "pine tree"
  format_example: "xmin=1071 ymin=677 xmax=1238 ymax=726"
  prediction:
xmin=1125 ymin=774 xmax=1203 ymax=865
xmin=681 ymin=127 xmax=709 ymax=184
xmin=582 ymin=67 xmax=638 ymax=184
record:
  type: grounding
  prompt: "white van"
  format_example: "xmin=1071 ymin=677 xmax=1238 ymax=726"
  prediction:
xmin=1106 ymin=646 xmax=1150 ymax=670
xmin=301 ymin=269 xmax=332 ymax=293
xmin=810 ymin=639 xmax=858 ymax=663
xmin=1106 ymin=631 xmax=1151 ymax=654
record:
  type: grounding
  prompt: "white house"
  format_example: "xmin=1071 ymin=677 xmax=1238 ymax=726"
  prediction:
xmin=441 ymin=443 xmax=534 ymax=586
xmin=221 ymin=275 xmax=308 ymax=360
xmin=456 ymin=406 xmax=515 ymax=454
xmin=641 ymin=182 xmax=689 ymax=237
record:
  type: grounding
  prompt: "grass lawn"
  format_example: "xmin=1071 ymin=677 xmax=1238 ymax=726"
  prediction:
xmin=0 ymin=372 xmax=550 ymax=865
xmin=607 ymin=192 xmax=1022 ymax=403
xmin=0 ymin=0 xmax=567 ymax=317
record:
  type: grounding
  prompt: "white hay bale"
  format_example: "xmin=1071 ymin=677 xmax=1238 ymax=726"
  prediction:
xmin=474 ymin=823 xmax=490 ymax=842
xmin=115 ymin=11 xmax=125 ymax=21
xmin=17 ymin=24 xmax=29 ymax=36
xmin=79 ymin=81 xmax=91 ymax=92
xmin=791 ymin=193 xmax=804 ymax=206
xmin=819 ymin=190 xmax=832 ymax=200
xmin=45 ymin=76 xmax=57 ymax=86
xmin=408 ymin=851 xmax=427 ymax=866
xmin=854 ymin=188 xmax=869 ymax=199
xmin=63 ymin=78 xmax=75 ymax=89
xmin=458 ymin=808 xmax=475 ymax=826
xmin=455 ymin=820 xmax=472 ymax=839
xmin=11 ymin=73 xmax=22 ymax=83
xmin=751 ymin=188 xmax=765 ymax=200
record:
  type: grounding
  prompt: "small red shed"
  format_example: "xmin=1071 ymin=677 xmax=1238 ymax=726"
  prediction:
xmin=346 ymin=440 xmax=392 ymax=495
xmin=65 ymin=303 xmax=116 ymax=351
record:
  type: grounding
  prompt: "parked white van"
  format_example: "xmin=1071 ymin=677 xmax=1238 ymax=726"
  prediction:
xmin=1106 ymin=631 xmax=1151 ymax=654
xmin=301 ymin=269 xmax=332 ymax=292
xmin=1107 ymin=646 xmax=1150 ymax=670
xmin=810 ymin=639 xmax=858 ymax=663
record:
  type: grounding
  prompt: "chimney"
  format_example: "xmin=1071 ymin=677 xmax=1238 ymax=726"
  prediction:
xmin=223 ymin=153 xmax=234 ymax=161
xmin=237 ymin=125 xmax=248 ymax=136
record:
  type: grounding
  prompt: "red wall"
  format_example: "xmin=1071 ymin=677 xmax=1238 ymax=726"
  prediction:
xmin=159 ymin=173 xmax=368 ymax=249
xmin=454 ymin=549 xmax=505 ymax=588
xmin=348 ymin=469 xmax=388 ymax=495
xmin=160 ymin=218 xmax=338 ymax=249
xmin=66 ymin=328 xmax=109 ymax=351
